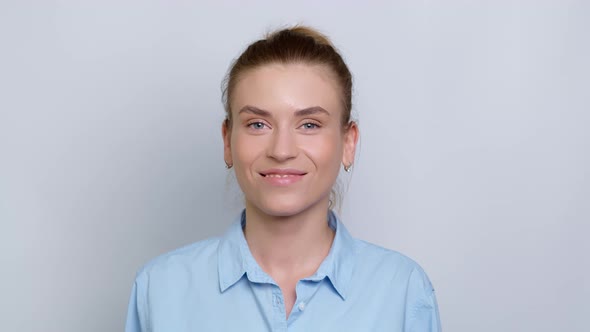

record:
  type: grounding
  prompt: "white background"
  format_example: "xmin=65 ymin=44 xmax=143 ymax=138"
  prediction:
xmin=1 ymin=1 xmax=588 ymax=331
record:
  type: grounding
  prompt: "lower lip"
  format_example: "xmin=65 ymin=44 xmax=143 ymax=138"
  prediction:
xmin=261 ymin=174 xmax=305 ymax=186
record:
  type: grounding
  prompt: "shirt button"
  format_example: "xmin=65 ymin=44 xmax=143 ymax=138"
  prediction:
xmin=298 ymin=302 xmax=306 ymax=311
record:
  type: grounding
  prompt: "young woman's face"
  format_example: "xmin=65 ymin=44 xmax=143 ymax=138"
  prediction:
xmin=223 ymin=63 xmax=357 ymax=217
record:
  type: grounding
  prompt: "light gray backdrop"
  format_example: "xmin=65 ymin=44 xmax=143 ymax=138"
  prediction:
xmin=1 ymin=1 xmax=588 ymax=331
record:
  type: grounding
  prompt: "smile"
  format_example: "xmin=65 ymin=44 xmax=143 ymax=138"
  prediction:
xmin=259 ymin=169 xmax=307 ymax=186
xmin=264 ymin=174 xmax=300 ymax=178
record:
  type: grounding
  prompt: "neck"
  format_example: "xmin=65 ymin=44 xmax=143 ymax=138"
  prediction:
xmin=243 ymin=199 xmax=335 ymax=281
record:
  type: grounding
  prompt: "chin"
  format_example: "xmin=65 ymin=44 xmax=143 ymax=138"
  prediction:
xmin=251 ymin=196 xmax=320 ymax=218
xmin=260 ymin=203 xmax=308 ymax=218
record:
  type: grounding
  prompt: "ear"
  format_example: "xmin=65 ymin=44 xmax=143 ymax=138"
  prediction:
xmin=222 ymin=119 xmax=233 ymax=166
xmin=342 ymin=121 xmax=359 ymax=167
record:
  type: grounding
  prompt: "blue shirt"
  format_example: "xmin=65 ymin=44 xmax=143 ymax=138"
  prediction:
xmin=125 ymin=210 xmax=441 ymax=331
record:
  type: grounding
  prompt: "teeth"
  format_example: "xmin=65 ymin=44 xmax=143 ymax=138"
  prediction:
xmin=266 ymin=174 xmax=297 ymax=178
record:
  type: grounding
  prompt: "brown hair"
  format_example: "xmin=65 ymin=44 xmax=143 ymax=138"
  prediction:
xmin=221 ymin=25 xmax=353 ymax=127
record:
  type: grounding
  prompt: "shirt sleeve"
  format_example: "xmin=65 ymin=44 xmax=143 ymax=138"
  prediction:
xmin=125 ymin=274 xmax=149 ymax=332
xmin=405 ymin=266 xmax=442 ymax=332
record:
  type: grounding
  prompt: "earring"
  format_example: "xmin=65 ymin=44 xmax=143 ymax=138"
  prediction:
xmin=225 ymin=162 xmax=233 ymax=169
xmin=344 ymin=163 xmax=352 ymax=172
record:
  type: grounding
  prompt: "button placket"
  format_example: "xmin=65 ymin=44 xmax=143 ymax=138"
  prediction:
xmin=272 ymin=291 xmax=283 ymax=309
xmin=271 ymin=287 xmax=287 ymax=331
xmin=297 ymin=302 xmax=306 ymax=311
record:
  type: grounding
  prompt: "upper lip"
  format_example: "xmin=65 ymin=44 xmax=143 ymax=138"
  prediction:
xmin=259 ymin=168 xmax=307 ymax=176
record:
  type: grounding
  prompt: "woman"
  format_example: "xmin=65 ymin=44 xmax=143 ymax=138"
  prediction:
xmin=125 ymin=26 xmax=441 ymax=332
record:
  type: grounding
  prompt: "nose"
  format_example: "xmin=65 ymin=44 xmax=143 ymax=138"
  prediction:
xmin=266 ymin=127 xmax=298 ymax=162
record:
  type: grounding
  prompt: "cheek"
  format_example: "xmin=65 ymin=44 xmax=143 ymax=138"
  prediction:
xmin=231 ymin=132 xmax=263 ymax=165
xmin=300 ymin=133 xmax=343 ymax=167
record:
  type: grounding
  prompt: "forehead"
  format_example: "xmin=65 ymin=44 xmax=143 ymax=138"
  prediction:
xmin=231 ymin=63 xmax=342 ymax=116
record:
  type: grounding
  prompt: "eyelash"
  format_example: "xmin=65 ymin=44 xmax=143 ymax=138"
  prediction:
xmin=300 ymin=122 xmax=320 ymax=130
xmin=245 ymin=121 xmax=322 ymax=131
xmin=247 ymin=121 xmax=267 ymax=130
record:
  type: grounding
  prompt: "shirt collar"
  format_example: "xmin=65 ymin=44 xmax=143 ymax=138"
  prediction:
xmin=217 ymin=209 xmax=356 ymax=300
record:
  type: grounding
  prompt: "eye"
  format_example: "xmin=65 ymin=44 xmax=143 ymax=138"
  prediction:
xmin=300 ymin=122 xmax=320 ymax=130
xmin=247 ymin=121 xmax=267 ymax=130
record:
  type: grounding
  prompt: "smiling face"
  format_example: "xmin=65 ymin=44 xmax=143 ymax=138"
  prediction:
xmin=223 ymin=63 xmax=358 ymax=217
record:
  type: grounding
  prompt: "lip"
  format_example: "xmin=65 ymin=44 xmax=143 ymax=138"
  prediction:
xmin=259 ymin=168 xmax=307 ymax=186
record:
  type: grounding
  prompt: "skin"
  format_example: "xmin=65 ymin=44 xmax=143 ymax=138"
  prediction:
xmin=222 ymin=63 xmax=358 ymax=318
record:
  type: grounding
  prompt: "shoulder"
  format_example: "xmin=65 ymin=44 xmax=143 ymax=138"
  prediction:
xmin=353 ymin=239 xmax=435 ymax=294
xmin=350 ymin=239 xmax=439 ymax=319
xmin=134 ymin=237 xmax=221 ymax=282
xmin=353 ymin=240 xmax=441 ymax=330
xmin=127 ymin=237 xmax=227 ymax=330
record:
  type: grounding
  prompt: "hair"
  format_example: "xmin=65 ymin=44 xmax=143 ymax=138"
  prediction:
xmin=221 ymin=25 xmax=353 ymax=128
xmin=221 ymin=25 xmax=355 ymax=210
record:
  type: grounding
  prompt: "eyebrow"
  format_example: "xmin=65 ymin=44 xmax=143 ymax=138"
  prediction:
xmin=237 ymin=105 xmax=330 ymax=117
xmin=295 ymin=106 xmax=330 ymax=117
xmin=238 ymin=106 xmax=271 ymax=117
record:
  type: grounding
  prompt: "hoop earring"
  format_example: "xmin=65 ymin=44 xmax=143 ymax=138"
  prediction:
xmin=344 ymin=163 xmax=352 ymax=172
xmin=225 ymin=162 xmax=233 ymax=169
